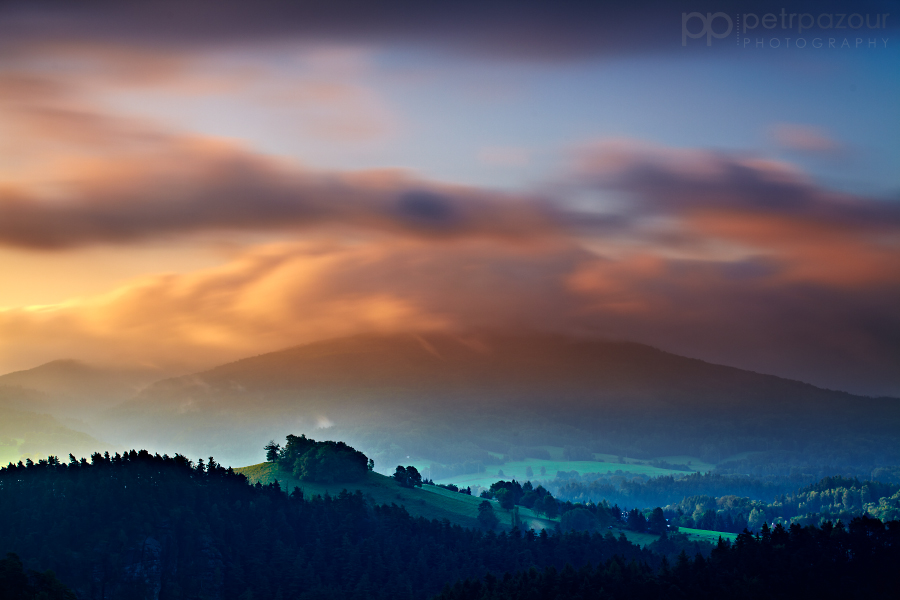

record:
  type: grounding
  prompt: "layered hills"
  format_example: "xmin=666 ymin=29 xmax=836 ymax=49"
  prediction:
xmin=100 ymin=332 xmax=900 ymax=470
xmin=3 ymin=331 xmax=898 ymax=471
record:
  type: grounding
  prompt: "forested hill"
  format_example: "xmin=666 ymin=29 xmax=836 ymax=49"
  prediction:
xmin=436 ymin=517 xmax=900 ymax=600
xmin=2 ymin=450 xmax=899 ymax=600
xmin=0 ymin=450 xmax=656 ymax=599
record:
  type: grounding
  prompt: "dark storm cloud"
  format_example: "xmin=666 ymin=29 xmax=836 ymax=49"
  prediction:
xmin=0 ymin=0 xmax=666 ymax=59
xmin=0 ymin=154 xmax=559 ymax=250
xmin=574 ymin=141 xmax=900 ymax=236
xmin=2 ymin=133 xmax=899 ymax=262
xmin=4 ymin=0 xmax=894 ymax=61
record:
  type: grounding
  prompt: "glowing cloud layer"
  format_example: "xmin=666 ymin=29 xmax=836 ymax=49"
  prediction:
xmin=1 ymin=1 xmax=898 ymax=398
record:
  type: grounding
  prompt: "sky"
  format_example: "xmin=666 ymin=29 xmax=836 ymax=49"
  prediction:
xmin=0 ymin=0 xmax=898 ymax=396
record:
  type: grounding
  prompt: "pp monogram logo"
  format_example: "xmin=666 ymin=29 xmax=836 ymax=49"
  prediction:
xmin=682 ymin=12 xmax=734 ymax=46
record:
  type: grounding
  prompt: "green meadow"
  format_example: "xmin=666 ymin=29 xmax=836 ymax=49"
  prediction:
xmin=405 ymin=447 xmax=712 ymax=491
xmin=678 ymin=527 xmax=739 ymax=543
xmin=237 ymin=462 xmax=561 ymax=531
xmin=238 ymin=462 xmax=693 ymax=548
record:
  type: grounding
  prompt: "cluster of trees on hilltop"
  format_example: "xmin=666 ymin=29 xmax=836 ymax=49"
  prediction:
xmin=435 ymin=482 xmax=473 ymax=495
xmin=436 ymin=518 xmax=900 ymax=600
xmin=477 ymin=478 xmax=672 ymax=533
xmin=1 ymin=451 xmax=664 ymax=599
xmin=480 ymin=480 xmax=560 ymax=518
xmin=393 ymin=465 xmax=423 ymax=488
xmin=269 ymin=434 xmax=373 ymax=483
xmin=478 ymin=478 xmax=673 ymax=536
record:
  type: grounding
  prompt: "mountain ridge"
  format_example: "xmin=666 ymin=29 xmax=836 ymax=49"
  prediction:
xmin=11 ymin=332 xmax=898 ymax=469
xmin=136 ymin=331 xmax=882 ymax=412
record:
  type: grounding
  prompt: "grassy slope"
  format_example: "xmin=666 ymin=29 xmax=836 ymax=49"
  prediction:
xmin=237 ymin=462 xmax=489 ymax=530
xmin=237 ymin=462 xmax=665 ymax=547
xmin=678 ymin=527 xmax=739 ymax=543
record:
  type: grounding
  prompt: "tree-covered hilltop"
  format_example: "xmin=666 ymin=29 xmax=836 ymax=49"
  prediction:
xmin=271 ymin=434 xmax=371 ymax=483
xmin=0 ymin=450 xmax=657 ymax=600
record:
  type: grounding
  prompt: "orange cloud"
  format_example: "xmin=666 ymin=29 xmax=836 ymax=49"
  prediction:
xmin=0 ymin=238 xmax=582 ymax=373
xmin=1 ymin=105 xmax=898 ymax=395
xmin=2 ymin=220 xmax=899 ymax=397
xmin=685 ymin=211 xmax=900 ymax=287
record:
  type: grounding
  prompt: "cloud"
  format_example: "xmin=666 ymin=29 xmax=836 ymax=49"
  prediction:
xmin=2 ymin=93 xmax=898 ymax=395
xmin=0 ymin=142 xmax=560 ymax=249
xmin=0 ymin=64 xmax=555 ymax=249
xmin=771 ymin=123 xmax=842 ymax=154
xmin=2 ymin=227 xmax=898 ymax=396
xmin=478 ymin=147 xmax=532 ymax=167
xmin=5 ymin=0 xmax=890 ymax=63
xmin=0 ymin=238 xmax=585 ymax=372
xmin=565 ymin=253 xmax=900 ymax=397
xmin=572 ymin=139 xmax=900 ymax=255
xmin=0 ymin=1 xmax=669 ymax=61
xmin=559 ymin=140 xmax=900 ymax=393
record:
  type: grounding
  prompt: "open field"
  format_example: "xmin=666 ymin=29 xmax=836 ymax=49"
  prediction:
xmin=398 ymin=445 xmax=734 ymax=492
xmin=409 ymin=458 xmax=691 ymax=490
xmin=678 ymin=527 xmax=739 ymax=543
xmin=239 ymin=462 xmax=540 ymax=530
xmin=401 ymin=448 xmax=772 ymax=496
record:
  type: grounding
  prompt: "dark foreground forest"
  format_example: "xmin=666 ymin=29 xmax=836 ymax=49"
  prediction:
xmin=1 ymin=450 xmax=898 ymax=600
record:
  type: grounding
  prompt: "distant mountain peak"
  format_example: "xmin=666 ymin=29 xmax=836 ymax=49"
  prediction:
xmin=0 ymin=358 xmax=96 ymax=381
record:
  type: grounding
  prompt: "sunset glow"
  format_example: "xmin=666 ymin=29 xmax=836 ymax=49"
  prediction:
xmin=1 ymin=0 xmax=898 ymax=396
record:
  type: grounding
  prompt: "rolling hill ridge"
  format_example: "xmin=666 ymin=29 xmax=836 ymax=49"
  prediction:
xmin=98 ymin=331 xmax=900 ymax=469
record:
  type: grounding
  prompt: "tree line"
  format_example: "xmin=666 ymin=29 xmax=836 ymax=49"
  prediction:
xmin=1 ymin=449 xmax=659 ymax=599
xmin=664 ymin=475 xmax=900 ymax=533
xmin=4 ymin=444 xmax=898 ymax=599
xmin=435 ymin=517 xmax=900 ymax=600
